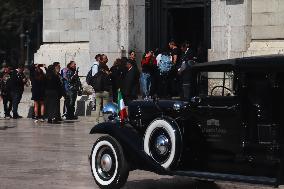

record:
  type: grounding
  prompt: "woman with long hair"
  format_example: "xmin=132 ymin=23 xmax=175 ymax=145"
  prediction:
xmin=45 ymin=62 xmax=63 ymax=124
xmin=30 ymin=64 xmax=46 ymax=122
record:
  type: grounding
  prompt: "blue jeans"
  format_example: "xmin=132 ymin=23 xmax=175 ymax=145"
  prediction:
xmin=140 ymin=72 xmax=151 ymax=97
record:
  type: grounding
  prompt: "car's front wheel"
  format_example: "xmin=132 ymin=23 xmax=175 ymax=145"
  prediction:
xmin=90 ymin=135 xmax=129 ymax=189
xmin=144 ymin=118 xmax=182 ymax=170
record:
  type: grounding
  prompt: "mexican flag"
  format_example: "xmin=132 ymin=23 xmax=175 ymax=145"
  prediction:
xmin=117 ymin=89 xmax=128 ymax=122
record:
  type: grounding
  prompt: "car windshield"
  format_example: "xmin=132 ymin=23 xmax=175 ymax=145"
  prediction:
xmin=197 ymin=71 xmax=235 ymax=97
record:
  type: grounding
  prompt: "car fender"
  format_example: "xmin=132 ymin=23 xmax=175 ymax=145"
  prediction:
xmin=89 ymin=122 xmax=168 ymax=174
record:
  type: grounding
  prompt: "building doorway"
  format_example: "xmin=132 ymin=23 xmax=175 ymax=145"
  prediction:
xmin=146 ymin=0 xmax=210 ymax=62
xmin=168 ymin=8 xmax=204 ymax=55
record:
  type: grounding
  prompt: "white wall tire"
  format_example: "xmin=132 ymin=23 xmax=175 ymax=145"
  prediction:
xmin=144 ymin=118 xmax=182 ymax=169
xmin=90 ymin=135 xmax=129 ymax=189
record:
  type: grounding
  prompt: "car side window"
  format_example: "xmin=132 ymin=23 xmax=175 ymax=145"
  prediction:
xmin=197 ymin=71 xmax=235 ymax=97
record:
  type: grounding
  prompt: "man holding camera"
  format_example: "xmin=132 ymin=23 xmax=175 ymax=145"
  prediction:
xmin=63 ymin=61 xmax=82 ymax=120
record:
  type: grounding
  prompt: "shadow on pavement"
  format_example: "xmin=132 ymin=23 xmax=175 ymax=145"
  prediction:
xmin=123 ymin=177 xmax=219 ymax=189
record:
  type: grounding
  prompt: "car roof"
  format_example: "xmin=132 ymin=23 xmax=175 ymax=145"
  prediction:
xmin=192 ymin=55 xmax=284 ymax=72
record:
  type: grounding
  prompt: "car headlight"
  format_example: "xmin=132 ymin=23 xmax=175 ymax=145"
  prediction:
xmin=102 ymin=103 xmax=119 ymax=122
xmin=173 ymin=101 xmax=188 ymax=111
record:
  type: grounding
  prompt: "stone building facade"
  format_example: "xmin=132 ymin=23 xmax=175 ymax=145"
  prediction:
xmin=34 ymin=0 xmax=145 ymax=75
xmin=210 ymin=0 xmax=284 ymax=61
xmin=34 ymin=0 xmax=284 ymax=75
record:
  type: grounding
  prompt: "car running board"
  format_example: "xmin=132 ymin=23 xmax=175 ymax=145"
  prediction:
xmin=173 ymin=171 xmax=278 ymax=186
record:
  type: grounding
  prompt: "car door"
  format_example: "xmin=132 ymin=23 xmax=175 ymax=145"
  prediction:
xmin=192 ymin=71 xmax=242 ymax=173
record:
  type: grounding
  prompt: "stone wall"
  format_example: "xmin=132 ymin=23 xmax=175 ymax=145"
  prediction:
xmin=35 ymin=0 xmax=145 ymax=75
xmin=252 ymin=0 xmax=284 ymax=40
xmin=35 ymin=0 xmax=90 ymax=76
xmin=209 ymin=0 xmax=284 ymax=61
xmin=246 ymin=0 xmax=284 ymax=56
xmin=89 ymin=0 xmax=145 ymax=65
xmin=43 ymin=0 xmax=89 ymax=42
xmin=209 ymin=0 xmax=252 ymax=61
xmin=34 ymin=43 xmax=90 ymax=75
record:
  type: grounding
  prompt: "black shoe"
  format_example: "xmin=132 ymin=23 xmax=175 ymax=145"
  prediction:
xmin=55 ymin=117 xmax=63 ymax=122
xmin=47 ymin=119 xmax=60 ymax=124
xmin=65 ymin=116 xmax=78 ymax=120
xmin=13 ymin=115 xmax=23 ymax=119
xmin=4 ymin=114 xmax=12 ymax=119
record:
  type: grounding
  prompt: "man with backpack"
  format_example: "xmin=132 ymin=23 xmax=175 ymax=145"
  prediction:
xmin=86 ymin=54 xmax=101 ymax=110
xmin=156 ymin=51 xmax=173 ymax=98
xmin=91 ymin=54 xmax=111 ymax=123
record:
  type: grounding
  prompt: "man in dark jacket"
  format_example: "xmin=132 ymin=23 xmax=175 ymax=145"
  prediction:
xmin=122 ymin=60 xmax=140 ymax=105
xmin=9 ymin=65 xmax=27 ymax=119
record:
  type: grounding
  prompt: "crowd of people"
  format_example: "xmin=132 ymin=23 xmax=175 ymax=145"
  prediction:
xmin=0 ymin=61 xmax=82 ymax=124
xmin=0 ymin=40 xmax=198 ymax=123
xmin=88 ymin=40 xmax=197 ymax=122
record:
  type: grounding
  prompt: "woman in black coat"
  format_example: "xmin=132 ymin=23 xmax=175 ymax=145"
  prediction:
xmin=45 ymin=63 xmax=63 ymax=124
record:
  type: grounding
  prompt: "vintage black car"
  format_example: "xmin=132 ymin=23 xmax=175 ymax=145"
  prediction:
xmin=89 ymin=55 xmax=284 ymax=189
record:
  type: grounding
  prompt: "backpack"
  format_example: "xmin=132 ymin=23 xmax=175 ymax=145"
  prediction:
xmin=86 ymin=64 xmax=98 ymax=85
xmin=86 ymin=69 xmax=93 ymax=85
xmin=158 ymin=54 xmax=173 ymax=75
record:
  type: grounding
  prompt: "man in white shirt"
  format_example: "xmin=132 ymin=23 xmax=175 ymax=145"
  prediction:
xmin=92 ymin=54 xmax=101 ymax=76
xmin=90 ymin=54 xmax=101 ymax=110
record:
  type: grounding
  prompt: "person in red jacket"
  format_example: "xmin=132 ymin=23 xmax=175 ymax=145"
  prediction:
xmin=140 ymin=50 xmax=157 ymax=99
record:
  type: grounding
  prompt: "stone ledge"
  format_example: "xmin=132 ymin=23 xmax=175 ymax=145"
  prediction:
xmin=245 ymin=41 xmax=284 ymax=56
xmin=34 ymin=42 xmax=90 ymax=75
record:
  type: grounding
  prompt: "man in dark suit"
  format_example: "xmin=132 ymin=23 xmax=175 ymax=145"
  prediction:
xmin=178 ymin=42 xmax=195 ymax=100
xmin=122 ymin=60 xmax=140 ymax=105
xmin=9 ymin=65 xmax=27 ymax=119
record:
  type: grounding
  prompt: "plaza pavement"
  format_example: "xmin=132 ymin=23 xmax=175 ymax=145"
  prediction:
xmin=0 ymin=117 xmax=282 ymax=189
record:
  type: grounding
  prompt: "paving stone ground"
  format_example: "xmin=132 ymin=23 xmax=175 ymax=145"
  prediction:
xmin=0 ymin=117 xmax=282 ymax=189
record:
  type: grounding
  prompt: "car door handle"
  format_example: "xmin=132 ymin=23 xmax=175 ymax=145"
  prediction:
xmin=210 ymin=105 xmax=238 ymax=111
